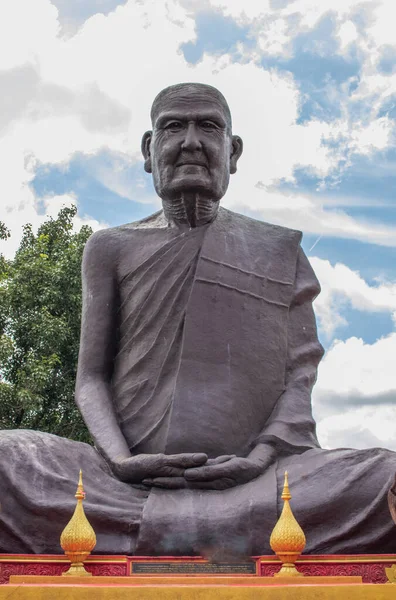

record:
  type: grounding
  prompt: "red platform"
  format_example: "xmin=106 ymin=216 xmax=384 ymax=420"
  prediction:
xmin=1 ymin=554 xmax=395 ymax=584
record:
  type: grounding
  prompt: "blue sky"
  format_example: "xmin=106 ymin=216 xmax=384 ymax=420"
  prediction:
xmin=1 ymin=0 xmax=396 ymax=449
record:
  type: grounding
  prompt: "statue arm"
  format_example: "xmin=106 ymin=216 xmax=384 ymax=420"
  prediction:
xmin=75 ymin=229 xmax=131 ymax=464
xmin=75 ymin=230 xmax=208 ymax=482
xmin=253 ymin=246 xmax=324 ymax=454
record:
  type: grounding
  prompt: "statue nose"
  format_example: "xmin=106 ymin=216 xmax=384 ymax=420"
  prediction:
xmin=181 ymin=124 xmax=202 ymax=151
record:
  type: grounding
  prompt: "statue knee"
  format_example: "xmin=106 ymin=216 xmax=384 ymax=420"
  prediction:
xmin=0 ymin=428 xmax=45 ymax=452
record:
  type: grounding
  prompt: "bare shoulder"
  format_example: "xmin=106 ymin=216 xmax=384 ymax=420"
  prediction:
xmin=83 ymin=211 xmax=165 ymax=269
xmin=83 ymin=228 xmax=119 ymax=264
xmin=121 ymin=210 xmax=167 ymax=230
xmin=82 ymin=227 xmax=129 ymax=277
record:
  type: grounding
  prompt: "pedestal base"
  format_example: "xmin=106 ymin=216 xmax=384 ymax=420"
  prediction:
xmin=9 ymin=575 xmax=363 ymax=585
xmin=1 ymin=554 xmax=395 ymax=584
xmin=0 ymin=582 xmax=394 ymax=600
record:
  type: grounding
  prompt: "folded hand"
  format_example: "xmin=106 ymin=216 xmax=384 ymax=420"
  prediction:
xmin=143 ymin=456 xmax=265 ymax=490
xmin=111 ymin=452 xmax=208 ymax=483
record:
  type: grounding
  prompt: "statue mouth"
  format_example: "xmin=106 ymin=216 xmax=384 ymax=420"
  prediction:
xmin=176 ymin=161 xmax=208 ymax=168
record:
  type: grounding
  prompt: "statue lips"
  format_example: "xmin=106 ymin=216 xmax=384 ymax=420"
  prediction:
xmin=175 ymin=160 xmax=209 ymax=179
xmin=175 ymin=154 xmax=208 ymax=170
xmin=176 ymin=161 xmax=208 ymax=169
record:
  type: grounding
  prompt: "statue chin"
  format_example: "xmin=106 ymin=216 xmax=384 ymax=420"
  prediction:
xmin=159 ymin=183 xmax=222 ymax=201
xmin=154 ymin=172 xmax=228 ymax=204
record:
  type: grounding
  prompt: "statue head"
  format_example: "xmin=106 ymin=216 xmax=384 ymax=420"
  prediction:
xmin=141 ymin=83 xmax=243 ymax=203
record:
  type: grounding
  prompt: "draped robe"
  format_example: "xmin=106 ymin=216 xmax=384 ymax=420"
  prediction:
xmin=1 ymin=208 xmax=396 ymax=555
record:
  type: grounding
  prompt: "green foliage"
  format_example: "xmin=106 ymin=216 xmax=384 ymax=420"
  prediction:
xmin=0 ymin=206 xmax=93 ymax=442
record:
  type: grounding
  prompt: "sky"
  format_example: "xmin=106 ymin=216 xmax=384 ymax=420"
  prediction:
xmin=1 ymin=0 xmax=396 ymax=451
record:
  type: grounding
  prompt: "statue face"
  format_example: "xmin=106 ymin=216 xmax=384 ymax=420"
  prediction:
xmin=142 ymin=91 xmax=242 ymax=201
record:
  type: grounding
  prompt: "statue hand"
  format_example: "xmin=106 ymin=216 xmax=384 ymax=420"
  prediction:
xmin=186 ymin=456 xmax=264 ymax=489
xmin=143 ymin=455 xmax=268 ymax=490
xmin=111 ymin=452 xmax=207 ymax=483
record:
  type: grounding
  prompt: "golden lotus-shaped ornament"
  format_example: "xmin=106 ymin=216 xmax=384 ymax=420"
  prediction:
xmin=270 ymin=471 xmax=306 ymax=577
xmin=60 ymin=470 xmax=96 ymax=576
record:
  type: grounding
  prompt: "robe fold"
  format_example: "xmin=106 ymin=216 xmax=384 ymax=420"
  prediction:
xmin=112 ymin=208 xmax=320 ymax=460
xmin=1 ymin=207 xmax=395 ymax=555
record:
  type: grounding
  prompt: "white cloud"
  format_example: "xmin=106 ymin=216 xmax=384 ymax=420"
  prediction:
xmin=367 ymin=0 xmax=396 ymax=47
xmin=316 ymin=405 xmax=396 ymax=450
xmin=309 ymin=256 xmax=396 ymax=450
xmin=350 ymin=116 xmax=393 ymax=154
xmin=313 ymin=334 xmax=396 ymax=450
xmin=1 ymin=0 xmax=396 ymax=259
xmin=41 ymin=193 xmax=107 ymax=231
xmin=205 ymin=0 xmax=376 ymax=54
xmin=0 ymin=191 xmax=106 ymax=259
xmin=337 ymin=20 xmax=358 ymax=49
xmin=0 ymin=0 xmax=197 ymax=248
xmin=0 ymin=0 xmax=353 ymax=251
xmin=205 ymin=0 xmax=396 ymax=160
xmin=207 ymin=0 xmax=368 ymax=25
xmin=0 ymin=0 xmax=59 ymax=70
xmin=49 ymin=0 xmax=128 ymax=35
xmin=206 ymin=0 xmax=271 ymax=20
xmin=223 ymin=186 xmax=396 ymax=249
xmin=311 ymin=257 xmax=396 ymax=336
xmin=280 ymin=0 xmax=374 ymax=28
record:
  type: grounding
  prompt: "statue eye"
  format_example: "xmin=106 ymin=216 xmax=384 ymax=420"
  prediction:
xmin=201 ymin=121 xmax=217 ymax=131
xmin=165 ymin=121 xmax=183 ymax=131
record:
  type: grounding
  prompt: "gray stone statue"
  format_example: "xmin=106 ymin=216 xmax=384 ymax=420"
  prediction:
xmin=1 ymin=83 xmax=396 ymax=556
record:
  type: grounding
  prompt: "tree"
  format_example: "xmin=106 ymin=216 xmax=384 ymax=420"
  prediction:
xmin=0 ymin=206 xmax=93 ymax=442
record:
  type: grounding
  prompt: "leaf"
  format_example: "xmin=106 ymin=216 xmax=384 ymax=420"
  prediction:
xmin=0 ymin=205 xmax=93 ymax=443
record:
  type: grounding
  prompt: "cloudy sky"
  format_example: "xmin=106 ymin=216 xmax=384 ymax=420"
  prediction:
xmin=1 ymin=0 xmax=396 ymax=451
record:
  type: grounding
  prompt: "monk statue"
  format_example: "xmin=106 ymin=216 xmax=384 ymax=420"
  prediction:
xmin=1 ymin=83 xmax=396 ymax=556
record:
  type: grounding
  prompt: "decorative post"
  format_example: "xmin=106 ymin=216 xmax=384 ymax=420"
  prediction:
xmin=269 ymin=471 xmax=306 ymax=577
xmin=60 ymin=470 xmax=97 ymax=577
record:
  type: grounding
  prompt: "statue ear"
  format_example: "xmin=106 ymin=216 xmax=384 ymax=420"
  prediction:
xmin=230 ymin=135 xmax=243 ymax=174
xmin=141 ymin=131 xmax=152 ymax=173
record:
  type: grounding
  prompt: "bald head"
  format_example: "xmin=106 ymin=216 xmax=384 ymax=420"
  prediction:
xmin=142 ymin=82 xmax=243 ymax=204
xmin=150 ymin=83 xmax=232 ymax=133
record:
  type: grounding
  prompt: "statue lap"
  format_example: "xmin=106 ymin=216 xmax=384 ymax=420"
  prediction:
xmin=1 ymin=429 xmax=395 ymax=555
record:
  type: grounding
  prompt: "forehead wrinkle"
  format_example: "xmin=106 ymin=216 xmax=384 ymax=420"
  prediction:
xmin=154 ymin=108 xmax=227 ymax=129
xmin=160 ymin=92 xmax=222 ymax=105
xmin=152 ymin=93 xmax=232 ymax=131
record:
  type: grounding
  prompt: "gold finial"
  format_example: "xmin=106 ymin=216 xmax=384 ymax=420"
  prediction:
xmin=75 ymin=469 xmax=85 ymax=499
xmin=281 ymin=471 xmax=292 ymax=501
xmin=60 ymin=470 xmax=96 ymax=577
xmin=269 ymin=471 xmax=306 ymax=577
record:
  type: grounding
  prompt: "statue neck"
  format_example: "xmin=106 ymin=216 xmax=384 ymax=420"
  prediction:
xmin=162 ymin=193 xmax=219 ymax=229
